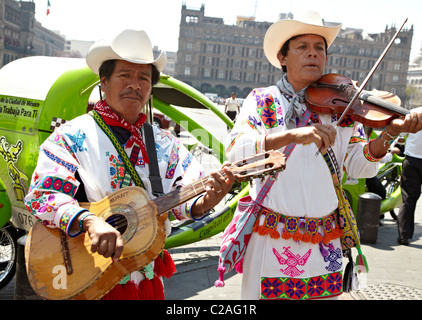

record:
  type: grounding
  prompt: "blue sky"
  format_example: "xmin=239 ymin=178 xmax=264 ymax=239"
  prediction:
xmin=33 ymin=0 xmax=421 ymax=60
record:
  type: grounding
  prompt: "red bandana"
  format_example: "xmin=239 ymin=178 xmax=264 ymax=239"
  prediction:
xmin=94 ymin=100 xmax=149 ymax=164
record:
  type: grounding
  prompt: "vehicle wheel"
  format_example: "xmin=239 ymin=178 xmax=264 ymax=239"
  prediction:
xmin=153 ymin=118 xmax=162 ymax=128
xmin=0 ymin=224 xmax=18 ymax=290
xmin=385 ymin=177 xmax=400 ymax=221
xmin=390 ymin=209 xmax=398 ymax=220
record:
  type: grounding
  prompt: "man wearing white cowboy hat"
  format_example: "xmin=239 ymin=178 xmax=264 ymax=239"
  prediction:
xmin=224 ymin=10 xmax=422 ymax=299
xmin=25 ymin=29 xmax=234 ymax=300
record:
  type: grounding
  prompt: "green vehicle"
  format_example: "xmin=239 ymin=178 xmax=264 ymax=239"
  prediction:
xmin=342 ymin=132 xmax=404 ymax=219
xmin=0 ymin=56 xmax=244 ymax=289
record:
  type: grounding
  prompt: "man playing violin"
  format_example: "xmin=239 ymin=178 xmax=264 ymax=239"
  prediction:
xmin=25 ymin=29 xmax=235 ymax=300
xmin=224 ymin=10 xmax=422 ymax=300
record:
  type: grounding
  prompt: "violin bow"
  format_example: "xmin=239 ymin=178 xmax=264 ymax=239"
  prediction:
xmin=315 ymin=18 xmax=408 ymax=156
xmin=336 ymin=18 xmax=408 ymax=126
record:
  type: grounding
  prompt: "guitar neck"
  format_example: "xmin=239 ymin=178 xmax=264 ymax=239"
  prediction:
xmin=152 ymin=150 xmax=285 ymax=215
xmin=153 ymin=175 xmax=212 ymax=215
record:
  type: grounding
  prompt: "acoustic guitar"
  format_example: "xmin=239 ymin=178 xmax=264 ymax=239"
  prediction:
xmin=25 ymin=150 xmax=286 ymax=300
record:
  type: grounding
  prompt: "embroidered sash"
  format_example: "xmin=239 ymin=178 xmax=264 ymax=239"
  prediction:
xmin=90 ymin=110 xmax=145 ymax=189
xmin=253 ymin=206 xmax=342 ymax=244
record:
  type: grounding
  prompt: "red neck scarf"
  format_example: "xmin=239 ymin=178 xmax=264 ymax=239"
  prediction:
xmin=94 ymin=100 xmax=149 ymax=164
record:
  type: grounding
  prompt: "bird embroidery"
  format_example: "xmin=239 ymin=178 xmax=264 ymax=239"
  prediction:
xmin=272 ymin=247 xmax=312 ymax=277
xmin=65 ymin=130 xmax=87 ymax=153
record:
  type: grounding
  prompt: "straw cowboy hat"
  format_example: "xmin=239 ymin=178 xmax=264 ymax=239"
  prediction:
xmin=263 ymin=10 xmax=342 ymax=69
xmin=86 ymin=29 xmax=167 ymax=75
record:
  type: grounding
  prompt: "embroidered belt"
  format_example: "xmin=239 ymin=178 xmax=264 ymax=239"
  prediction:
xmin=252 ymin=206 xmax=342 ymax=244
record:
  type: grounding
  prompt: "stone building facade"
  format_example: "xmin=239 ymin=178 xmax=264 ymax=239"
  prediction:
xmin=407 ymin=50 xmax=422 ymax=108
xmin=0 ymin=0 xmax=65 ymax=68
xmin=175 ymin=4 xmax=413 ymax=105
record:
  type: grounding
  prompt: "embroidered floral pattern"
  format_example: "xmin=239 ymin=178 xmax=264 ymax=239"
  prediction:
xmin=38 ymin=176 xmax=77 ymax=196
xmin=48 ymin=132 xmax=74 ymax=156
xmin=166 ymin=140 xmax=180 ymax=179
xmin=284 ymin=216 xmax=299 ymax=233
xmin=265 ymin=212 xmax=278 ymax=229
xmin=253 ymin=88 xmax=273 ymax=108
xmin=254 ymin=89 xmax=278 ymax=129
xmin=285 ymin=278 xmax=306 ymax=299
xmin=260 ymin=272 xmax=343 ymax=300
xmin=247 ymin=115 xmax=262 ymax=128
xmin=181 ymin=153 xmax=193 ymax=172
xmin=261 ymin=278 xmax=283 ymax=299
xmin=305 ymin=218 xmax=318 ymax=235
xmin=41 ymin=148 xmax=78 ymax=173
xmin=332 ymin=113 xmax=355 ymax=127
xmin=109 ymin=154 xmax=125 ymax=190
xmin=259 ymin=107 xmax=277 ymax=128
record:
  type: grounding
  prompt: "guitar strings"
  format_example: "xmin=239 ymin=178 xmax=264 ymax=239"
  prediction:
xmin=102 ymin=156 xmax=275 ymax=230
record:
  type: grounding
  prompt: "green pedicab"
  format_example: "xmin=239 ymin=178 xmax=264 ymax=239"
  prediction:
xmin=0 ymin=56 xmax=243 ymax=254
xmin=342 ymin=130 xmax=403 ymax=219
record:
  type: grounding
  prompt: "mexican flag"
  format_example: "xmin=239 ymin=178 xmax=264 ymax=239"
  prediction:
xmin=46 ymin=0 xmax=51 ymax=16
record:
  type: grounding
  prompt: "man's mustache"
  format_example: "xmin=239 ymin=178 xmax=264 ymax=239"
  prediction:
xmin=120 ymin=90 xmax=143 ymax=99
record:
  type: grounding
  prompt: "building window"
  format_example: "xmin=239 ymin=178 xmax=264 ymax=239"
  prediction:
xmin=184 ymin=67 xmax=190 ymax=76
xmin=186 ymin=16 xmax=198 ymax=23
xmin=186 ymin=54 xmax=192 ymax=62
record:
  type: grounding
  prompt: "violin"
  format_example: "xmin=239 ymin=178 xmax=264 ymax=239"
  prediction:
xmin=305 ymin=73 xmax=409 ymax=128
xmin=305 ymin=18 xmax=409 ymax=130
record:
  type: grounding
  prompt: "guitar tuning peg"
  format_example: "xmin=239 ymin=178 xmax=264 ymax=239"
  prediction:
xmin=249 ymin=178 xmax=253 ymax=187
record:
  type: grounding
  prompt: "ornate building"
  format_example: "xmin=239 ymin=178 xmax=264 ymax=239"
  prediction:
xmin=175 ymin=4 xmax=413 ymax=104
xmin=407 ymin=50 xmax=422 ymax=108
xmin=0 ymin=0 xmax=65 ymax=68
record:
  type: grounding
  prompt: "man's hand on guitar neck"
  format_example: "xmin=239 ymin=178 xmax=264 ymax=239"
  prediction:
xmin=191 ymin=163 xmax=235 ymax=220
xmin=70 ymin=214 xmax=124 ymax=262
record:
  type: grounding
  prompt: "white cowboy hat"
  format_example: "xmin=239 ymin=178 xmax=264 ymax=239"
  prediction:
xmin=264 ymin=10 xmax=342 ymax=69
xmin=86 ymin=29 xmax=167 ymax=74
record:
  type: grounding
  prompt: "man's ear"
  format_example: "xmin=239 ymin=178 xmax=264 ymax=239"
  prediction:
xmin=277 ymin=51 xmax=286 ymax=68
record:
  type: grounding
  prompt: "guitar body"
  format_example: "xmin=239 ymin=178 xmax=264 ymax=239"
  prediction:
xmin=24 ymin=150 xmax=287 ymax=300
xmin=25 ymin=186 xmax=167 ymax=300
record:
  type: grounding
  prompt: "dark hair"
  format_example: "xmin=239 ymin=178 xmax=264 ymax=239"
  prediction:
xmin=279 ymin=35 xmax=328 ymax=73
xmin=99 ymin=59 xmax=161 ymax=85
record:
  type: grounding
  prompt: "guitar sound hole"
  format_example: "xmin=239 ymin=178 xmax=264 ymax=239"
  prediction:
xmin=105 ymin=214 xmax=128 ymax=235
